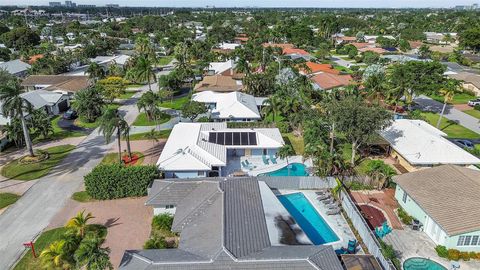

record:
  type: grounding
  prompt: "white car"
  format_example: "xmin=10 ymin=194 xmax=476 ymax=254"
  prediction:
xmin=468 ymin=98 xmax=480 ymax=106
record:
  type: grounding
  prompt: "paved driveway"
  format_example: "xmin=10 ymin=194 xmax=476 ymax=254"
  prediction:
xmin=414 ymin=95 xmax=480 ymax=135
xmin=48 ymin=197 xmax=152 ymax=269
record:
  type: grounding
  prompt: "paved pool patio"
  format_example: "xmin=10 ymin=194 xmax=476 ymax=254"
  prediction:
xmin=224 ymin=155 xmax=313 ymax=176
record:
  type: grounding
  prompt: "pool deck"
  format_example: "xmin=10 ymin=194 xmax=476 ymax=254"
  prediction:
xmin=224 ymin=155 xmax=312 ymax=176
xmin=278 ymin=189 xmax=360 ymax=252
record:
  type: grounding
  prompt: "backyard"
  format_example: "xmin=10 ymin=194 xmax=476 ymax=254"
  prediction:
xmin=1 ymin=145 xmax=76 ymax=180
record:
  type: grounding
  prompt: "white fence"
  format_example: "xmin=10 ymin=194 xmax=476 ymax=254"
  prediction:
xmin=340 ymin=191 xmax=397 ymax=270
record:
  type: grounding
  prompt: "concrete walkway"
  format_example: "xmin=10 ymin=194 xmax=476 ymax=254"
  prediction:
xmin=414 ymin=95 xmax=480 ymax=135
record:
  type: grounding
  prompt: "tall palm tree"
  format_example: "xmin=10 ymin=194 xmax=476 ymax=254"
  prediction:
xmin=137 ymin=91 xmax=161 ymax=121
xmin=74 ymin=234 xmax=113 ymax=270
xmin=98 ymin=108 xmax=131 ymax=163
xmin=87 ymin=62 xmax=105 ymax=82
xmin=40 ymin=240 xmax=72 ymax=270
xmin=66 ymin=210 xmax=94 ymax=238
xmin=262 ymin=96 xmax=281 ymax=122
xmin=134 ymin=55 xmax=156 ymax=91
xmin=436 ymin=79 xmax=461 ymax=128
xmin=0 ymin=81 xmax=35 ymax=156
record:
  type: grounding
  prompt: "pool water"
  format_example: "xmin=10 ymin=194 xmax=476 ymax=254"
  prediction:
xmin=277 ymin=192 xmax=339 ymax=245
xmin=403 ymin=258 xmax=447 ymax=270
xmin=261 ymin=163 xmax=308 ymax=176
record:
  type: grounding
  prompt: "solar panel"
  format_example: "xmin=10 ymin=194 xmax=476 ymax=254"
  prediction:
xmin=208 ymin=132 xmax=258 ymax=146
xmin=240 ymin=132 xmax=249 ymax=145
xmin=233 ymin=132 xmax=240 ymax=145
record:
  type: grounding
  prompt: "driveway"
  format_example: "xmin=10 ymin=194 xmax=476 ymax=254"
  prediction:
xmin=48 ymin=197 xmax=152 ymax=269
xmin=0 ymin=77 xmax=159 ymax=269
xmin=57 ymin=118 xmax=91 ymax=133
xmin=414 ymin=95 xmax=480 ymax=135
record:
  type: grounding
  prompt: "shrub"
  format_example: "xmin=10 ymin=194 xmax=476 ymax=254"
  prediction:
xmin=84 ymin=164 xmax=158 ymax=200
xmin=152 ymin=214 xmax=174 ymax=232
xmin=275 ymin=121 xmax=292 ymax=133
xmin=197 ymin=116 xmax=210 ymax=122
xmin=435 ymin=245 xmax=448 ymax=258
xmin=475 ymin=104 xmax=480 ymax=111
xmin=448 ymin=249 xmax=460 ymax=261
xmin=460 ymin=251 xmax=471 ymax=261
xmin=144 ymin=236 xmax=167 ymax=249
xmin=397 ymin=207 xmax=413 ymax=225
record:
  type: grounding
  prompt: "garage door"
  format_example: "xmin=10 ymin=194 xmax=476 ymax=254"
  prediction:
xmin=57 ymin=100 xmax=68 ymax=112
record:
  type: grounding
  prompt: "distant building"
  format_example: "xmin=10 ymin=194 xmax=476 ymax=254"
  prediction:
xmin=0 ymin=60 xmax=31 ymax=78
xmin=64 ymin=1 xmax=76 ymax=7
xmin=49 ymin=2 xmax=61 ymax=7
xmin=77 ymin=4 xmax=96 ymax=7
xmin=106 ymin=4 xmax=120 ymax=7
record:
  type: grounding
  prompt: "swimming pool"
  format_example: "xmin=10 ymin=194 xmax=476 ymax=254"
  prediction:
xmin=260 ymin=163 xmax=308 ymax=176
xmin=277 ymin=192 xmax=339 ymax=245
xmin=403 ymin=257 xmax=447 ymax=270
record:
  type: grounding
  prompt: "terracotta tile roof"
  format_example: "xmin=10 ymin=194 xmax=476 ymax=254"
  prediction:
xmin=408 ymin=41 xmax=423 ymax=49
xmin=342 ymin=36 xmax=357 ymax=41
xmin=21 ymin=75 xmax=91 ymax=92
xmin=194 ymin=75 xmax=243 ymax=92
xmin=359 ymin=47 xmax=387 ymax=54
xmin=303 ymin=62 xmax=340 ymax=75
xmin=351 ymin=42 xmax=371 ymax=49
xmin=27 ymin=54 xmax=44 ymax=64
xmin=310 ymin=73 xmax=353 ymax=90
xmin=262 ymin=43 xmax=295 ymax=50
xmin=449 ymin=72 xmax=480 ymax=89
xmin=283 ymin=48 xmax=310 ymax=56
xmin=394 ymin=165 xmax=480 ymax=236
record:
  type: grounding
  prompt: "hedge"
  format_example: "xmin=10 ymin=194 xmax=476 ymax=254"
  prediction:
xmin=436 ymin=245 xmax=480 ymax=261
xmin=84 ymin=164 xmax=159 ymax=200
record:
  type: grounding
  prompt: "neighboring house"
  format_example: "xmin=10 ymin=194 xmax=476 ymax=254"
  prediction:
xmin=359 ymin=47 xmax=387 ymax=54
xmin=120 ymin=177 xmax=343 ymax=270
xmin=194 ymin=75 xmax=243 ymax=93
xmin=192 ymin=91 xmax=262 ymax=122
xmin=283 ymin=48 xmax=313 ymax=61
xmin=156 ymin=122 xmax=284 ymax=178
xmin=364 ymin=35 xmax=395 ymax=44
xmin=21 ymin=75 xmax=91 ymax=96
xmin=310 ymin=72 xmax=353 ymax=90
xmin=394 ymin=165 xmax=480 ymax=251
xmin=0 ymin=59 xmax=31 ymax=78
xmin=447 ymin=72 xmax=480 ymax=96
xmin=262 ymin=43 xmax=295 ymax=50
xmin=300 ymin=62 xmax=341 ymax=75
xmin=206 ymin=60 xmax=235 ymax=75
xmin=217 ymin=42 xmax=241 ymax=51
xmin=379 ymin=119 xmax=480 ymax=171
xmin=63 ymin=54 xmax=130 ymax=76
xmin=332 ymin=34 xmax=356 ymax=45
xmin=20 ymin=90 xmax=69 ymax=115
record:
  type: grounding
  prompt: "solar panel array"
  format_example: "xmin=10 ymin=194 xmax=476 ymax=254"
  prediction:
xmin=208 ymin=132 xmax=257 ymax=146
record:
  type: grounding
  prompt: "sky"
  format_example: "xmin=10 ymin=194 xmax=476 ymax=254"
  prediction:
xmin=0 ymin=0 xmax=478 ymax=8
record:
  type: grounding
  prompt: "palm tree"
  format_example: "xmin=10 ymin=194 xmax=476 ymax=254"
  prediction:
xmin=98 ymin=108 xmax=130 ymax=163
xmin=66 ymin=210 xmax=94 ymax=238
xmin=262 ymin=96 xmax=281 ymax=122
xmin=133 ymin=55 xmax=156 ymax=91
xmin=74 ymin=234 xmax=113 ymax=270
xmin=30 ymin=109 xmax=54 ymax=139
xmin=137 ymin=91 xmax=161 ymax=121
xmin=365 ymin=160 xmax=396 ymax=190
xmin=40 ymin=240 xmax=72 ymax=270
xmin=436 ymin=79 xmax=461 ymax=128
xmin=87 ymin=62 xmax=105 ymax=82
xmin=145 ymin=128 xmax=159 ymax=147
xmin=119 ymin=119 xmax=132 ymax=160
xmin=0 ymin=81 xmax=35 ymax=156
xmin=278 ymin=144 xmax=295 ymax=164
xmin=72 ymin=86 xmax=105 ymax=123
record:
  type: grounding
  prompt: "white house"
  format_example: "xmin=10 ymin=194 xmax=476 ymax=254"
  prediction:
xmin=218 ymin=42 xmax=241 ymax=50
xmin=379 ymin=119 xmax=480 ymax=171
xmin=0 ymin=60 xmax=31 ymax=78
xmin=207 ymin=60 xmax=235 ymax=75
xmin=192 ymin=91 xmax=261 ymax=122
xmin=20 ymin=90 xmax=69 ymax=115
xmin=156 ymin=122 xmax=284 ymax=178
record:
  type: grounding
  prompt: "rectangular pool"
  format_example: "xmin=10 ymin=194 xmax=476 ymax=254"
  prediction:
xmin=277 ymin=192 xmax=339 ymax=245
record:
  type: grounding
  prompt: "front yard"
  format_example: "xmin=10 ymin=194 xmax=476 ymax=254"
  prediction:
xmin=132 ymin=112 xmax=171 ymax=126
xmin=420 ymin=112 xmax=480 ymax=139
xmin=429 ymin=92 xmax=476 ymax=105
xmin=128 ymin=129 xmax=171 ymax=141
xmin=159 ymin=96 xmax=189 ymax=110
xmin=0 ymin=192 xmax=20 ymax=209
xmin=1 ymin=145 xmax=75 ymax=180
xmin=464 ymin=109 xmax=480 ymax=119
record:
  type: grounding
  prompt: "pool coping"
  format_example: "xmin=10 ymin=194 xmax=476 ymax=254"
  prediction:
xmin=402 ymin=256 xmax=448 ymax=270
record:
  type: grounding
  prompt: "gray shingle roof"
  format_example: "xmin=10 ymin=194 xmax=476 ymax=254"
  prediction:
xmin=0 ymin=60 xmax=30 ymax=75
xmin=120 ymin=177 xmax=343 ymax=270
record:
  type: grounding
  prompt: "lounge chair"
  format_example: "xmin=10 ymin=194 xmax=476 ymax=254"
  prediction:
xmin=322 ymin=198 xmax=334 ymax=205
xmin=326 ymin=202 xmax=340 ymax=209
xmin=347 ymin=240 xmax=357 ymax=254
xmin=241 ymin=161 xmax=248 ymax=169
xmin=327 ymin=207 xmax=341 ymax=215
xmin=269 ymin=154 xmax=277 ymax=164
xmin=317 ymin=194 xmax=330 ymax=201
xmin=262 ymin=155 xmax=269 ymax=165
xmin=244 ymin=160 xmax=256 ymax=170
xmin=382 ymin=222 xmax=392 ymax=235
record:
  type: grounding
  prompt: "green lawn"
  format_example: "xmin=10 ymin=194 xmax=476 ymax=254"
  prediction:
xmin=282 ymin=133 xmax=304 ymax=155
xmin=71 ymin=191 xmax=95 ymax=202
xmin=420 ymin=112 xmax=480 ymax=139
xmin=119 ymin=91 xmax=137 ymax=99
xmin=157 ymin=56 xmax=174 ymax=66
xmin=464 ymin=109 xmax=480 ymax=119
xmin=1 ymin=145 xmax=75 ymax=180
xmin=0 ymin=193 xmax=20 ymax=209
xmin=74 ymin=117 xmax=100 ymax=129
xmin=132 ymin=112 xmax=171 ymax=126
xmin=159 ymin=96 xmax=190 ymax=110
xmin=429 ymin=92 xmax=476 ymax=104
xmin=14 ymin=225 xmax=106 ymax=270
xmin=128 ymin=129 xmax=172 ymax=141
xmin=33 ymin=116 xmax=85 ymax=143
xmin=100 ymin=151 xmax=145 ymax=165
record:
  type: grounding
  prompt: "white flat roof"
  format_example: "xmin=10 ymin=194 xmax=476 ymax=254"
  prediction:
xmin=192 ymin=91 xmax=261 ymax=120
xmin=157 ymin=123 xmax=284 ymax=171
xmin=208 ymin=60 xmax=234 ymax=75
xmin=380 ymin=119 xmax=480 ymax=165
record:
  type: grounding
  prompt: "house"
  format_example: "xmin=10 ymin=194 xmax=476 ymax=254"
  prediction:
xmin=192 ymin=91 xmax=261 ymax=122
xmin=310 ymin=72 xmax=353 ymax=90
xmin=262 ymin=43 xmax=295 ymax=50
xmin=332 ymin=34 xmax=356 ymax=45
xmin=301 ymin=62 xmax=341 ymax=75
xmin=63 ymin=55 xmax=130 ymax=76
xmin=120 ymin=177 xmax=343 ymax=269
xmin=206 ymin=59 xmax=235 ymax=75
xmin=194 ymin=75 xmax=243 ymax=93
xmin=379 ymin=119 xmax=480 ymax=171
xmin=21 ymin=75 xmax=91 ymax=95
xmin=156 ymin=122 xmax=284 ymax=178
xmin=20 ymin=90 xmax=69 ymax=115
xmin=217 ymin=42 xmax=241 ymax=51
xmin=394 ymin=165 xmax=480 ymax=251
xmin=0 ymin=60 xmax=31 ymax=78
xmin=359 ymin=47 xmax=387 ymax=54
xmin=283 ymin=48 xmax=313 ymax=61
xmin=447 ymin=72 xmax=480 ymax=96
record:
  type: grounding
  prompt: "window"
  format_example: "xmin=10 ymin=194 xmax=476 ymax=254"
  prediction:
xmin=165 ymin=205 xmax=175 ymax=209
xmin=472 ymin=236 xmax=479 ymax=246
xmin=464 ymin=236 xmax=472 ymax=246
xmin=402 ymin=191 xmax=408 ymax=203
xmin=457 ymin=236 xmax=465 ymax=246
xmin=457 ymin=235 xmax=480 ymax=246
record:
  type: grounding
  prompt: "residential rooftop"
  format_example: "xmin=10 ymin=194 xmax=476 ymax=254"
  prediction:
xmin=21 ymin=75 xmax=91 ymax=93
xmin=194 ymin=75 xmax=243 ymax=93
xmin=192 ymin=91 xmax=261 ymax=120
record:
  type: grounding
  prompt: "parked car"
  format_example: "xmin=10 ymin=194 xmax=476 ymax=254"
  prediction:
xmin=468 ymin=98 xmax=480 ymax=107
xmin=63 ymin=109 xmax=77 ymax=120
xmin=453 ymin=139 xmax=475 ymax=150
